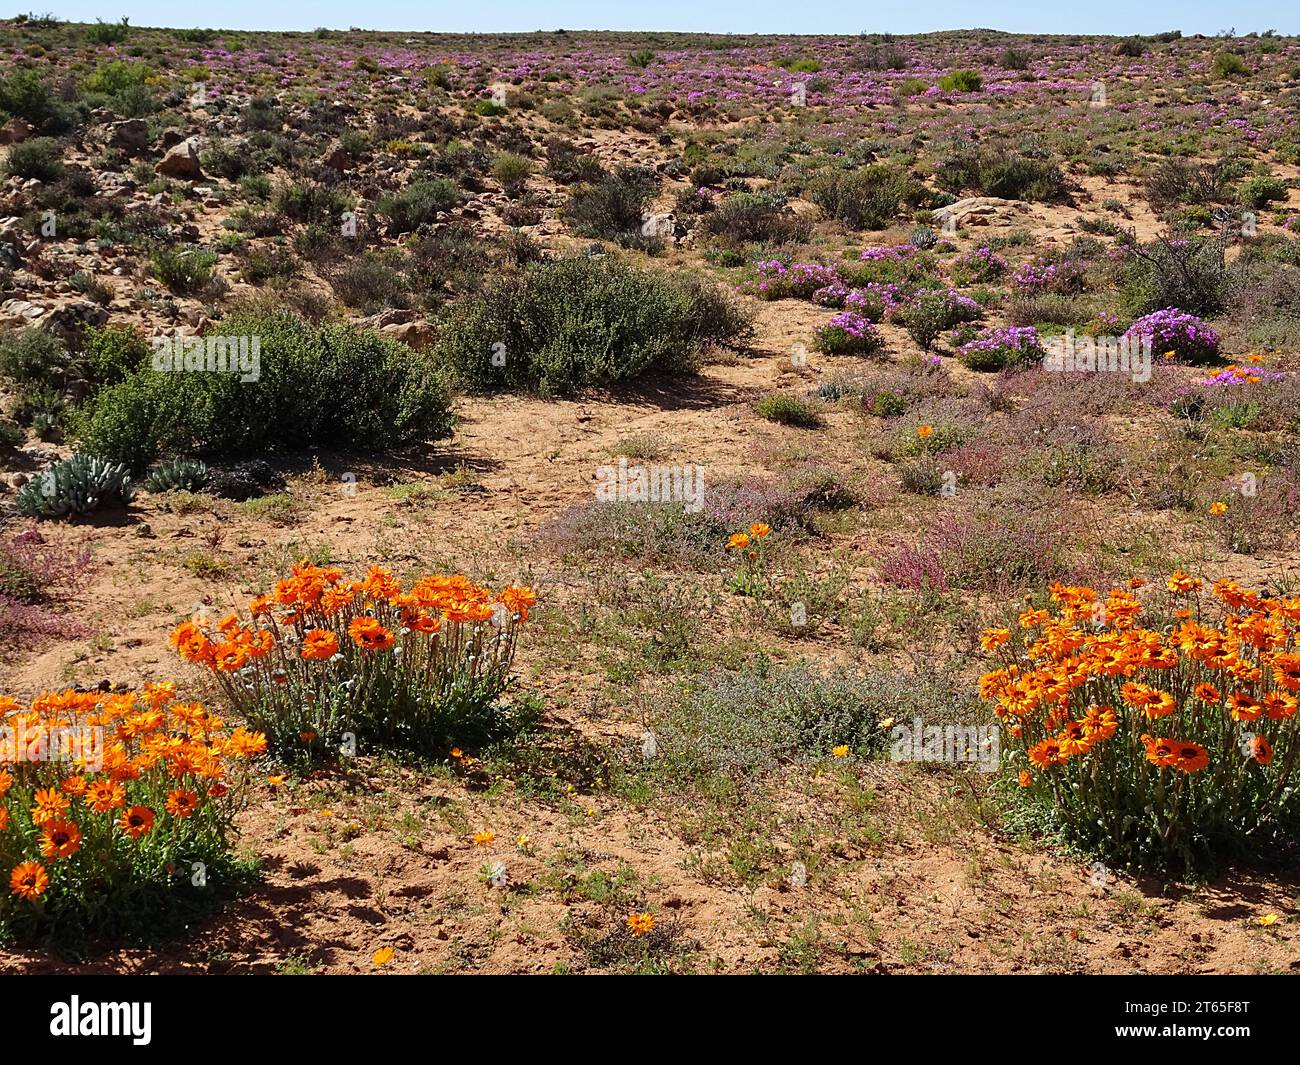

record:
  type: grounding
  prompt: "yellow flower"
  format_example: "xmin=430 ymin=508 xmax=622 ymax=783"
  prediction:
xmin=1209 ymin=501 xmax=1227 ymax=516
xmin=879 ymin=717 xmax=895 ymax=729
xmin=749 ymin=522 xmax=771 ymax=539
xmin=1255 ymin=913 xmax=1280 ymax=926
xmin=917 ymin=424 xmax=934 ymax=439
xmin=372 ymin=946 xmax=395 ymax=967
xmin=726 ymin=532 xmax=751 ymax=550
xmin=832 ymin=745 xmax=849 ymax=758
xmin=516 ymin=834 xmax=530 ymax=848
xmin=473 ymin=830 xmax=495 ymax=845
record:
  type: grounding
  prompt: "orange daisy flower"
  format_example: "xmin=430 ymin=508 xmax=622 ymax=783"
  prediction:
xmin=9 ymin=861 xmax=48 ymax=901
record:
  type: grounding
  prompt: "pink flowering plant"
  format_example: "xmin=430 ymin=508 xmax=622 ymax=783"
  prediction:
xmin=813 ymin=311 xmax=886 ymax=355
xmin=1123 ymin=307 xmax=1220 ymax=364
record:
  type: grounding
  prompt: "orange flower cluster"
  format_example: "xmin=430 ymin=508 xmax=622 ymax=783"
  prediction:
xmin=171 ymin=563 xmax=537 ymax=673
xmin=0 ymin=686 xmax=263 ymax=903
xmin=168 ymin=562 xmax=537 ymax=761
xmin=978 ymin=575 xmax=1300 ymax=864
xmin=725 ymin=522 xmax=771 ymax=551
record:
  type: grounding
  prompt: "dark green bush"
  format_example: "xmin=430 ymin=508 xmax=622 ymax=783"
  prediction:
xmin=808 ymin=165 xmax=930 ymax=230
xmin=75 ymin=311 xmax=455 ymax=469
xmin=3 ymin=137 xmax=64 ymax=181
xmin=376 ymin=179 xmax=459 ymax=234
xmin=0 ymin=328 xmax=68 ymax=385
xmin=701 ymin=189 xmax=812 ymax=250
xmin=435 ymin=255 xmax=751 ymax=396
xmin=149 ymin=245 xmax=218 ymax=294
xmin=272 ymin=180 xmax=352 ymax=225
xmin=565 ymin=166 xmax=660 ymax=248
xmin=0 ymin=69 xmax=72 ymax=133
xmin=938 ymin=143 xmax=1069 ymax=203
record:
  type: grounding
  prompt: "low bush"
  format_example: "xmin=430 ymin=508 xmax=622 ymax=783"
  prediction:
xmin=376 ymin=179 xmax=459 ymax=234
xmin=651 ymin=658 xmax=904 ymax=781
xmin=937 ymin=143 xmax=1069 ymax=203
xmin=75 ymin=311 xmax=455 ymax=469
xmin=2 ymin=137 xmax=64 ymax=182
xmin=565 ymin=166 xmax=660 ymax=248
xmin=435 ymin=255 xmax=750 ymax=395
xmin=171 ymin=562 xmax=538 ymax=765
xmin=807 ymin=165 xmax=928 ymax=230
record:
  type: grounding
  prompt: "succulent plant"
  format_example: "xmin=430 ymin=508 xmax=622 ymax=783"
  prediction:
xmin=909 ymin=225 xmax=938 ymax=250
xmin=14 ymin=454 xmax=135 ymax=519
xmin=145 ymin=457 xmax=210 ymax=493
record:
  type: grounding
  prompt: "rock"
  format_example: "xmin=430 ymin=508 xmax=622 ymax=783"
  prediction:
xmin=156 ymin=137 xmax=204 ymax=180
xmin=0 ymin=241 xmax=21 ymax=269
xmin=930 ymin=196 xmax=1025 ymax=231
xmin=108 ymin=118 xmax=150 ymax=155
xmin=0 ymin=299 xmax=46 ymax=326
xmin=41 ymin=300 xmax=108 ymax=344
xmin=382 ymin=320 xmax=435 ymax=351
xmin=0 ymin=118 xmax=33 ymax=145
xmin=321 ymin=141 xmax=354 ymax=171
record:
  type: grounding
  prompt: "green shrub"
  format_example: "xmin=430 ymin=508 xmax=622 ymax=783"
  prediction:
xmin=272 ymin=181 xmax=352 ymax=225
xmin=2 ymin=137 xmax=64 ymax=181
xmin=1212 ymin=51 xmax=1249 ymax=78
xmin=701 ymin=190 xmax=811 ymax=249
xmin=651 ymin=658 xmax=905 ymax=781
xmin=754 ymin=394 xmax=823 ymax=428
xmin=900 ymin=289 xmax=982 ymax=350
xmin=808 ymin=165 xmax=929 ymax=230
xmin=0 ymin=69 xmax=72 ymax=133
xmin=938 ymin=69 xmax=983 ymax=92
xmin=375 ymin=179 xmax=459 ymax=234
xmin=84 ymin=17 xmax=131 ymax=45
xmin=75 ymin=311 xmax=455 ymax=469
xmin=938 ymin=143 xmax=1069 ymax=203
xmin=565 ymin=166 xmax=660 ymax=248
xmin=149 ymin=245 xmax=218 ymax=294
xmin=435 ymin=255 xmax=750 ymax=396
xmin=492 ymin=151 xmax=533 ymax=195
xmin=82 ymin=59 xmax=150 ymax=96
xmin=1239 ymin=174 xmax=1288 ymax=210
xmin=0 ymin=328 xmax=69 ymax=385
xmin=81 ymin=325 xmax=150 ymax=388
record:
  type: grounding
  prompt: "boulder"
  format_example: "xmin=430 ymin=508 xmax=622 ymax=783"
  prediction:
xmin=321 ymin=141 xmax=354 ymax=171
xmin=930 ymin=196 xmax=1025 ymax=232
xmin=156 ymin=137 xmax=204 ymax=180
xmin=381 ymin=320 xmax=435 ymax=352
xmin=108 ymin=118 xmax=150 ymax=156
xmin=0 ymin=118 xmax=33 ymax=146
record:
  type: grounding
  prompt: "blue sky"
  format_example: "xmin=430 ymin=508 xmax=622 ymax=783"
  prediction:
xmin=39 ymin=2 xmax=1300 ymax=37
